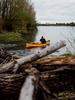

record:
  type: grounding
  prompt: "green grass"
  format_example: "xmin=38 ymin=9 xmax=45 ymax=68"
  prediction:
xmin=0 ymin=32 xmax=26 ymax=44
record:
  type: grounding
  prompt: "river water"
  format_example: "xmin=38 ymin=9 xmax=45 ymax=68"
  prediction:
xmin=9 ymin=26 xmax=75 ymax=56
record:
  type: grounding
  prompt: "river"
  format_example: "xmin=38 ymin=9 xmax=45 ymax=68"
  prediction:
xmin=9 ymin=26 xmax=75 ymax=56
xmin=35 ymin=26 xmax=75 ymax=55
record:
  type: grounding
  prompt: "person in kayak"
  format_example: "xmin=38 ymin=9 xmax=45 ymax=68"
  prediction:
xmin=40 ymin=36 xmax=46 ymax=44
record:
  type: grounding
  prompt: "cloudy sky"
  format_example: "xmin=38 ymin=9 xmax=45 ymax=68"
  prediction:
xmin=31 ymin=0 xmax=75 ymax=23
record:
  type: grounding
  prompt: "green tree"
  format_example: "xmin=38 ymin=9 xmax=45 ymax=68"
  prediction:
xmin=0 ymin=0 xmax=36 ymax=33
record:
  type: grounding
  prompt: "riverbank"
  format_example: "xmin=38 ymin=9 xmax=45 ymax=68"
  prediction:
xmin=0 ymin=31 xmax=37 ymax=49
xmin=0 ymin=32 xmax=27 ymax=44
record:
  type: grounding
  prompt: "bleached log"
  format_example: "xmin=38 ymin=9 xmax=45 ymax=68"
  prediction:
xmin=13 ymin=41 xmax=66 ymax=72
xmin=19 ymin=75 xmax=35 ymax=100
xmin=0 ymin=62 xmax=14 ymax=73
xmin=19 ymin=66 xmax=39 ymax=100
xmin=0 ymin=41 xmax=66 ymax=73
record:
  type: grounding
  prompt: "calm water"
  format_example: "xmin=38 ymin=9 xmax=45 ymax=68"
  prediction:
xmin=35 ymin=26 xmax=75 ymax=43
xmin=34 ymin=26 xmax=75 ymax=55
xmin=10 ymin=26 xmax=75 ymax=56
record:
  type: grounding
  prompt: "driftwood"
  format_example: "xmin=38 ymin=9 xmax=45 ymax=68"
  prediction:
xmin=0 ymin=58 xmax=75 ymax=100
xmin=0 ymin=41 xmax=66 ymax=73
xmin=1 ymin=41 xmax=75 ymax=100
xmin=35 ymin=64 xmax=75 ymax=100
xmin=0 ymin=73 xmax=26 ymax=100
xmin=0 ymin=48 xmax=12 ymax=64
xmin=0 ymin=62 xmax=75 ymax=100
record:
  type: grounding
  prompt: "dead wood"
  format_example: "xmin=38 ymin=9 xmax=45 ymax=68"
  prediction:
xmin=0 ymin=41 xmax=66 ymax=74
xmin=0 ymin=73 xmax=26 ymax=100
xmin=0 ymin=48 xmax=12 ymax=64
xmin=1 ymin=41 xmax=75 ymax=100
xmin=39 ymin=80 xmax=59 ymax=99
xmin=0 ymin=61 xmax=75 ymax=100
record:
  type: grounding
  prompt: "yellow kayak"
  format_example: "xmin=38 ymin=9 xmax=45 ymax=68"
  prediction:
xmin=26 ymin=41 xmax=50 ymax=48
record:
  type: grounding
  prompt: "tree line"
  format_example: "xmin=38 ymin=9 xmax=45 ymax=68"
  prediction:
xmin=0 ymin=0 xmax=37 ymax=33
xmin=37 ymin=22 xmax=75 ymax=26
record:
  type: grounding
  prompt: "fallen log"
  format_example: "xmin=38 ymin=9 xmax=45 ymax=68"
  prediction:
xmin=40 ymin=65 xmax=75 ymax=80
xmin=19 ymin=75 xmax=36 ymax=100
xmin=1 ymin=57 xmax=75 ymax=100
xmin=0 ymin=41 xmax=66 ymax=73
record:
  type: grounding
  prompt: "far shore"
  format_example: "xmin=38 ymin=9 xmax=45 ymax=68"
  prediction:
xmin=37 ymin=22 xmax=75 ymax=26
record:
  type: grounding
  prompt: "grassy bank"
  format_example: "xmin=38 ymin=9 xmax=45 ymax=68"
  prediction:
xmin=0 ymin=32 xmax=28 ymax=45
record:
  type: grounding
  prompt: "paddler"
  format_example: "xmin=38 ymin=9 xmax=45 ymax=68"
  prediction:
xmin=40 ymin=36 xmax=46 ymax=44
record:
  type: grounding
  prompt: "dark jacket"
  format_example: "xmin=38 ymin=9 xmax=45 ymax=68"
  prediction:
xmin=40 ymin=37 xmax=46 ymax=44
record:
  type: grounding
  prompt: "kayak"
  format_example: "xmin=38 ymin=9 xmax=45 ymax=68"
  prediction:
xmin=26 ymin=43 xmax=49 ymax=48
xmin=26 ymin=40 xmax=50 ymax=48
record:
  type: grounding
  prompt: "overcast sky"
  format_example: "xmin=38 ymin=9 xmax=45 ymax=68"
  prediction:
xmin=31 ymin=0 xmax=75 ymax=23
